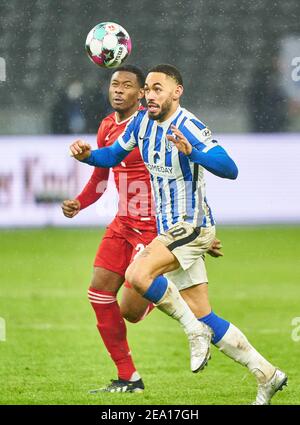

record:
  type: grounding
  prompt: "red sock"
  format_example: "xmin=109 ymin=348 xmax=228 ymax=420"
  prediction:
xmin=88 ymin=287 xmax=137 ymax=381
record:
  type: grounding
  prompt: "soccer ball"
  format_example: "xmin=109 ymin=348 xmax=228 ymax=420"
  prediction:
xmin=85 ymin=22 xmax=132 ymax=68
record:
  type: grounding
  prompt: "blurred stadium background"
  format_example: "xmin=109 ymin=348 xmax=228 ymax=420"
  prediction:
xmin=1 ymin=0 xmax=300 ymax=134
xmin=0 ymin=0 xmax=300 ymax=405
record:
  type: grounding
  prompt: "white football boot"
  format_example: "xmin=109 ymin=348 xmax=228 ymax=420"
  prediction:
xmin=188 ymin=322 xmax=213 ymax=373
xmin=252 ymin=369 xmax=288 ymax=405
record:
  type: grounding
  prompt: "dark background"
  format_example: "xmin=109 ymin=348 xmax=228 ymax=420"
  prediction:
xmin=1 ymin=0 xmax=300 ymax=134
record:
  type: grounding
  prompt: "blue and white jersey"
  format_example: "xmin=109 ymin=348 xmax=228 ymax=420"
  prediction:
xmin=117 ymin=106 xmax=216 ymax=234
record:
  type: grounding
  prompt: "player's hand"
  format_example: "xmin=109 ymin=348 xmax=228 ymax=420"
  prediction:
xmin=166 ymin=125 xmax=192 ymax=156
xmin=207 ymin=238 xmax=224 ymax=258
xmin=61 ymin=199 xmax=81 ymax=218
xmin=69 ymin=140 xmax=92 ymax=161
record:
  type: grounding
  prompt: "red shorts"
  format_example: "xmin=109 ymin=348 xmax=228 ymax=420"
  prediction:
xmin=94 ymin=216 xmax=157 ymax=287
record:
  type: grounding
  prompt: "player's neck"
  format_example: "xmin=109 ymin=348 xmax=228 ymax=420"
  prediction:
xmin=115 ymin=105 xmax=139 ymax=124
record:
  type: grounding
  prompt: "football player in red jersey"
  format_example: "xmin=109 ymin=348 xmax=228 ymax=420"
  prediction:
xmin=62 ymin=66 xmax=222 ymax=393
xmin=62 ymin=65 xmax=155 ymax=392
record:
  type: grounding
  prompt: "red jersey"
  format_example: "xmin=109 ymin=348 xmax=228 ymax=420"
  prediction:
xmin=76 ymin=111 xmax=157 ymax=231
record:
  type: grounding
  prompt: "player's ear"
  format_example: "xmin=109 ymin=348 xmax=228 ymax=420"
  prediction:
xmin=138 ymin=87 xmax=145 ymax=101
xmin=173 ymin=85 xmax=183 ymax=101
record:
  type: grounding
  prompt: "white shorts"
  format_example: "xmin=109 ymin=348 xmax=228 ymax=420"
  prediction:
xmin=166 ymin=254 xmax=208 ymax=290
xmin=156 ymin=222 xmax=216 ymax=290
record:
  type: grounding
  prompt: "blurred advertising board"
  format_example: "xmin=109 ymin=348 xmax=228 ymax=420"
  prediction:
xmin=0 ymin=134 xmax=299 ymax=227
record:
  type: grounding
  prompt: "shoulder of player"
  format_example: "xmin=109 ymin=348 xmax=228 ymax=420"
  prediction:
xmin=179 ymin=108 xmax=207 ymax=131
xmin=180 ymin=109 xmax=212 ymax=140
xmin=100 ymin=108 xmax=146 ymax=128
xmin=129 ymin=109 xmax=148 ymax=130
xmin=97 ymin=113 xmax=115 ymax=133
xmin=136 ymin=108 xmax=147 ymax=120
xmin=102 ymin=112 xmax=116 ymax=125
xmin=117 ymin=109 xmax=147 ymax=130
xmin=96 ymin=113 xmax=116 ymax=147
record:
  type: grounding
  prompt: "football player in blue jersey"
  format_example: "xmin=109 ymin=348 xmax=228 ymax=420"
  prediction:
xmin=70 ymin=64 xmax=287 ymax=404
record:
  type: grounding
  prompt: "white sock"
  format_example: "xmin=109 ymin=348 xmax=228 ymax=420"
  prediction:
xmin=215 ymin=324 xmax=276 ymax=384
xmin=129 ymin=371 xmax=141 ymax=382
xmin=155 ymin=280 xmax=202 ymax=335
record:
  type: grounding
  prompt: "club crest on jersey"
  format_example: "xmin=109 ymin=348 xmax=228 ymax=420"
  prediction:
xmin=165 ymin=137 xmax=173 ymax=152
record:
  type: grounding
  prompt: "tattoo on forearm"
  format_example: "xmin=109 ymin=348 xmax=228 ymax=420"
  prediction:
xmin=139 ymin=247 xmax=152 ymax=258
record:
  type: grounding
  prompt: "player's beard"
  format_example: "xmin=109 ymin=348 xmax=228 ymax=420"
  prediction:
xmin=148 ymin=97 xmax=173 ymax=121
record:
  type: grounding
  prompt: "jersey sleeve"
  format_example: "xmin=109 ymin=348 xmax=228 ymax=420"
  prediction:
xmin=97 ymin=119 xmax=108 ymax=148
xmin=75 ymin=167 xmax=109 ymax=210
xmin=179 ymin=118 xmax=217 ymax=152
xmin=81 ymin=112 xmax=141 ymax=168
xmin=179 ymin=117 xmax=238 ymax=179
xmin=75 ymin=120 xmax=109 ymax=210
xmin=187 ymin=144 xmax=238 ymax=179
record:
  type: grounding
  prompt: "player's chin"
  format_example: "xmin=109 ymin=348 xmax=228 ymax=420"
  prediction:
xmin=147 ymin=110 xmax=161 ymax=120
xmin=112 ymin=104 xmax=127 ymax=112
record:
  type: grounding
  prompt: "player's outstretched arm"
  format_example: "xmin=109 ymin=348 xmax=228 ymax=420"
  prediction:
xmin=69 ymin=139 xmax=130 ymax=168
xmin=188 ymin=144 xmax=238 ymax=180
xmin=167 ymin=125 xmax=238 ymax=180
xmin=69 ymin=140 xmax=92 ymax=161
xmin=71 ymin=111 xmax=140 ymax=167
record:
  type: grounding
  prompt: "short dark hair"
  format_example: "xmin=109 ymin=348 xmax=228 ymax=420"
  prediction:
xmin=112 ymin=65 xmax=145 ymax=88
xmin=148 ymin=64 xmax=183 ymax=86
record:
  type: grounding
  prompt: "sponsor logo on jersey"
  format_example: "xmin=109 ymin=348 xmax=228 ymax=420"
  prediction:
xmin=201 ymin=128 xmax=212 ymax=141
xmin=145 ymin=162 xmax=175 ymax=177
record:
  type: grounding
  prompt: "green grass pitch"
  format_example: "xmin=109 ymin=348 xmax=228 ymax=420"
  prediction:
xmin=0 ymin=226 xmax=299 ymax=405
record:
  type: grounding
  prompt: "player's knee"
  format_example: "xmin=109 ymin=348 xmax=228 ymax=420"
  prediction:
xmin=90 ymin=279 xmax=100 ymax=291
xmin=125 ymin=265 xmax=150 ymax=294
xmin=90 ymin=267 xmax=123 ymax=292
xmin=124 ymin=266 xmax=140 ymax=291
xmin=120 ymin=305 xmax=140 ymax=323
xmin=90 ymin=274 xmax=106 ymax=291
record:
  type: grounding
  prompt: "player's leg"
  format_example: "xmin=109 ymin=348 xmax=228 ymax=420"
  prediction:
xmin=177 ymin=271 xmax=287 ymax=405
xmin=125 ymin=238 xmax=202 ymax=331
xmin=120 ymin=283 xmax=154 ymax=323
xmin=119 ymin=233 xmax=156 ymax=323
xmin=125 ymin=234 xmax=212 ymax=372
xmin=88 ymin=223 xmax=144 ymax=392
xmin=125 ymin=223 xmax=212 ymax=335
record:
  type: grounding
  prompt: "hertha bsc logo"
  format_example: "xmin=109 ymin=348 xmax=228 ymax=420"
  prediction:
xmin=165 ymin=137 xmax=173 ymax=152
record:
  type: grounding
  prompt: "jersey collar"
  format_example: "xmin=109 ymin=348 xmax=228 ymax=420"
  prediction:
xmin=114 ymin=107 xmax=141 ymax=125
